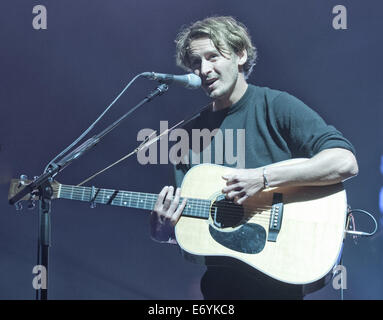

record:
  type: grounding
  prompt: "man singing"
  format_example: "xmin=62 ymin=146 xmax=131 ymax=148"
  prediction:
xmin=150 ymin=16 xmax=358 ymax=299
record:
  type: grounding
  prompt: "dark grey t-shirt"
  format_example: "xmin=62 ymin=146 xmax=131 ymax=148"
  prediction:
xmin=170 ymin=84 xmax=355 ymax=299
xmin=174 ymin=84 xmax=355 ymax=186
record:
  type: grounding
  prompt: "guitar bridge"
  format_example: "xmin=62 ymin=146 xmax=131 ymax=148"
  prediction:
xmin=267 ymin=193 xmax=284 ymax=242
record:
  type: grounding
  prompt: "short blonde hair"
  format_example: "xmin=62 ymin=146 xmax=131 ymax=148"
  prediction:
xmin=175 ymin=16 xmax=257 ymax=78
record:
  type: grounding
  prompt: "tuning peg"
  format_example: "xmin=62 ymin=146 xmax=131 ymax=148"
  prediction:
xmin=20 ymin=174 xmax=28 ymax=185
xmin=14 ymin=202 xmax=23 ymax=211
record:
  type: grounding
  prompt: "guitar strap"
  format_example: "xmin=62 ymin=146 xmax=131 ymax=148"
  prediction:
xmin=76 ymin=102 xmax=213 ymax=186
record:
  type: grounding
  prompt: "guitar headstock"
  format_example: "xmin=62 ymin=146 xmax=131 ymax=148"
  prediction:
xmin=8 ymin=177 xmax=61 ymax=210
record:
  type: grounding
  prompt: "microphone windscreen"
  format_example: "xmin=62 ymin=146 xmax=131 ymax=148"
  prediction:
xmin=186 ymin=73 xmax=201 ymax=89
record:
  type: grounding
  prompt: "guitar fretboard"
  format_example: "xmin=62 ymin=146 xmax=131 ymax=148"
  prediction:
xmin=58 ymin=184 xmax=210 ymax=219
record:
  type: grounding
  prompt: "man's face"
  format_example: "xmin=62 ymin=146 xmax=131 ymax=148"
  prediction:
xmin=188 ymin=37 xmax=243 ymax=102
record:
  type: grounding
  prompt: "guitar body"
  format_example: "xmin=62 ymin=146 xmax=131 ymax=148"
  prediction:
xmin=175 ymin=161 xmax=347 ymax=286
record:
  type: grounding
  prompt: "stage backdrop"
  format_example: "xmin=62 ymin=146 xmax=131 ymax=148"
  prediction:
xmin=0 ymin=0 xmax=382 ymax=299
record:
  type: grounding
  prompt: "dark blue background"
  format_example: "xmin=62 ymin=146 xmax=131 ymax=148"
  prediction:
xmin=1 ymin=0 xmax=382 ymax=299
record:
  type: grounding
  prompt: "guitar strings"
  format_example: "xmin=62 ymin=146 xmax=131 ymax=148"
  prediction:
xmin=58 ymin=186 xmax=274 ymax=219
xmin=58 ymin=194 xmax=273 ymax=222
xmin=59 ymin=184 xmax=275 ymax=209
xmin=59 ymin=186 xmax=274 ymax=221
xmin=59 ymin=185 xmax=274 ymax=212
xmin=58 ymin=186 xmax=274 ymax=218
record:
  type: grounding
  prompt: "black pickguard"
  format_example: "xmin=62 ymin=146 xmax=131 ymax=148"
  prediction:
xmin=209 ymin=223 xmax=266 ymax=254
xmin=209 ymin=195 xmax=266 ymax=254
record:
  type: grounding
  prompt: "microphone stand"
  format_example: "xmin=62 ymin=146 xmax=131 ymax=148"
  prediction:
xmin=9 ymin=83 xmax=169 ymax=300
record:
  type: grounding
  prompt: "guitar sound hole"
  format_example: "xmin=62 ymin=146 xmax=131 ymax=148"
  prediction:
xmin=210 ymin=196 xmax=244 ymax=228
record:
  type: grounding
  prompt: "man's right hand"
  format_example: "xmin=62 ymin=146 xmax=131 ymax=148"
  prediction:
xmin=152 ymin=186 xmax=187 ymax=226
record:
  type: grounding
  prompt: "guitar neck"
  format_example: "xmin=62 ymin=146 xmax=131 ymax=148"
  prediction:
xmin=58 ymin=184 xmax=210 ymax=219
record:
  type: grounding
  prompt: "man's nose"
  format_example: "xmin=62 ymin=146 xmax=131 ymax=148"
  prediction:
xmin=200 ymin=59 xmax=212 ymax=76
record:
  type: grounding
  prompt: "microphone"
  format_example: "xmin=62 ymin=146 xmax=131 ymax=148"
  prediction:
xmin=142 ymin=72 xmax=201 ymax=89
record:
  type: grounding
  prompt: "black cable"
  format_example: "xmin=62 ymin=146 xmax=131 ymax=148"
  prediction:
xmin=345 ymin=208 xmax=378 ymax=237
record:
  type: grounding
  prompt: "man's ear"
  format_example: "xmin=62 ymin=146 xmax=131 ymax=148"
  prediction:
xmin=238 ymin=49 xmax=248 ymax=66
xmin=237 ymin=49 xmax=248 ymax=71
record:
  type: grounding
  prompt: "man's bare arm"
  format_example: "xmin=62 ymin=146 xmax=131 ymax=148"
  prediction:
xmin=223 ymin=148 xmax=358 ymax=204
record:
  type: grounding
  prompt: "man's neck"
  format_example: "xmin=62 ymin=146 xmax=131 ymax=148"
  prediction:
xmin=212 ymin=76 xmax=248 ymax=112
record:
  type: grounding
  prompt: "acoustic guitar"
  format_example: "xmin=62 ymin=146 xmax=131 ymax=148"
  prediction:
xmin=8 ymin=159 xmax=347 ymax=287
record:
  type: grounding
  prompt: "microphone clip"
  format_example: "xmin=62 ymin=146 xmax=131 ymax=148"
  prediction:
xmin=146 ymin=83 xmax=169 ymax=101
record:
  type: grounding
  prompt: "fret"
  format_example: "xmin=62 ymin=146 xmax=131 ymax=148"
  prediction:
xmin=110 ymin=190 xmax=119 ymax=206
xmin=106 ymin=190 xmax=113 ymax=204
xmin=130 ymin=192 xmax=138 ymax=208
xmin=99 ymin=190 xmax=105 ymax=204
xmin=121 ymin=192 xmax=127 ymax=207
xmin=70 ymin=187 xmax=75 ymax=200
xmin=105 ymin=190 xmax=110 ymax=204
xmin=137 ymin=193 xmax=143 ymax=209
xmin=102 ymin=189 xmax=106 ymax=204
xmin=127 ymin=191 xmax=131 ymax=208
xmin=106 ymin=189 xmax=113 ymax=204
xmin=119 ymin=191 xmax=123 ymax=207
xmin=139 ymin=192 xmax=145 ymax=208
xmin=104 ymin=189 xmax=109 ymax=204
xmin=143 ymin=193 xmax=147 ymax=210
xmin=184 ymin=202 xmax=192 ymax=216
xmin=94 ymin=189 xmax=101 ymax=203
xmin=83 ymin=187 xmax=90 ymax=202
xmin=137 ymin=192 xmax=143 ymax=208
xmin=148 ymin=194 xmax=156 ymax=211
xmin=112 ymin=190 xmax=117 ymax=205
xmin=122 ymin=192 xmax=128 ymax=207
